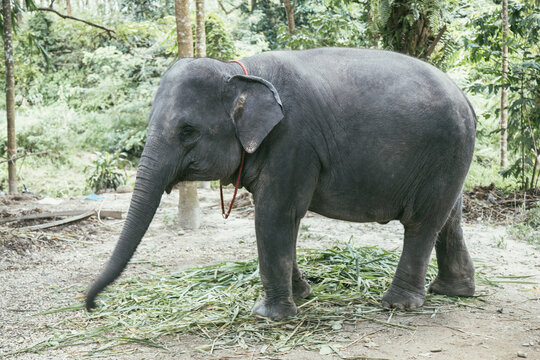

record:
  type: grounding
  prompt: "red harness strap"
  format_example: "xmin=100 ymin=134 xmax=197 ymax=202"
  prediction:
xmin=220 ymin=60 xmax=248 ymax=219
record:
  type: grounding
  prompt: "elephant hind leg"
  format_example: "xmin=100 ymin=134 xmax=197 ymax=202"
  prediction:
xmin=382 ymin=222 xmax=438 ymax=309
xmin=428 ymin=195 xmax=475 ymax=297
xmin=292 ymin=262 xmax=311 ymax=299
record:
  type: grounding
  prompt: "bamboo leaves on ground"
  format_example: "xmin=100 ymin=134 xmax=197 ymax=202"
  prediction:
xmin=18 ymin=245 xmax=477 ymax=356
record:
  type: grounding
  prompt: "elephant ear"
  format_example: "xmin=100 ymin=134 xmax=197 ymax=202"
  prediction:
xmin=227 ymin=75 xmax=284 ymax=153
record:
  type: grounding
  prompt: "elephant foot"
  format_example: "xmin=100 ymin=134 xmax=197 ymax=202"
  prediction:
xmin=428 ymin=277 xmax=475 ymax=297
xmin=292 ymin=275 xmax=311 ymax=299
xmin=253 ymin=297 xmax=297 ymax=320
xmin=381 ymin=284 xmax=425 ymax=310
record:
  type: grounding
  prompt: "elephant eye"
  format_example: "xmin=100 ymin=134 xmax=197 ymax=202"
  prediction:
xmin=179 ymin=124 xmax=199 ymax=142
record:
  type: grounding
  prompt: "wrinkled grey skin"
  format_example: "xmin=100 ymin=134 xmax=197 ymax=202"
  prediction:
xmin=86 ymin=48 xmax=476 ymax=320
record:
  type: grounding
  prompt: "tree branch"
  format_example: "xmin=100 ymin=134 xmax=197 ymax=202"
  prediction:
xmin=424 ymin=24 xmax=447 ymax=58
xmin=36 ymin=7 xmax=116 ymax=39
xmin=0 ymin=150 xmax=51 ymax=164
xmin=217 ymin=0 xmax=240 ymax=15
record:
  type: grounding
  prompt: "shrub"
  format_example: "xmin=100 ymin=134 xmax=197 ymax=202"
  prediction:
xmin=84 ymin=152 xmax=129 ymax=192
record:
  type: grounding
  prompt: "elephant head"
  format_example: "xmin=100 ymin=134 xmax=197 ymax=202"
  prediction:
xmin=85 ymin=58 xmax=284 ymax=309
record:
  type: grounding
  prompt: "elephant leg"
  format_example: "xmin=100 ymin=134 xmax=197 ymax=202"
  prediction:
xmin=291 ymin=219 xmax=311 ymax=299
xmin=252 ymin=207 xmax=299 ymax=320
xmin=382 ymin=223 xmax=438 ymax=309
xmin=292 ymin=258 xmax=311 ymax=299
xmin=429 ymin=196 xmax=475 ymax=297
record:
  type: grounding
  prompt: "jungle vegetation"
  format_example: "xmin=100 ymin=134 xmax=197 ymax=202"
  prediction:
xmin=0 ymin=0 xmax=538 ymax=202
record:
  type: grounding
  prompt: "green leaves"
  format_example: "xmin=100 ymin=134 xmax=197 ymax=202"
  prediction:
xmin=204 ymin=13 xmax=238 ymax=61
xmin=465 ymin=1 xmax=539 ymax=190
xmin=277 ymin=1 xmax=369 ymax=49
xmin=84 ymin=152 xmax=129 ymax=192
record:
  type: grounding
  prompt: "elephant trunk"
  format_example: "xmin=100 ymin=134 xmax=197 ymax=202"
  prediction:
xmin=86 ymin=142 xmax=174 ymax=310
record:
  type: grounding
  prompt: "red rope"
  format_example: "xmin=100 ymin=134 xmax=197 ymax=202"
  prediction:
xmin=229 ymin=60 xmax=248 ymax=77
xmin=220 ymin=60 xmax=248 ymax=219
xmin=220 ymin=150 xmax=246 ymax=219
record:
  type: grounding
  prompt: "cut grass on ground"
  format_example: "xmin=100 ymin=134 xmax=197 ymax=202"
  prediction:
xmin=15 ymin=244 xmax=486 ymax=357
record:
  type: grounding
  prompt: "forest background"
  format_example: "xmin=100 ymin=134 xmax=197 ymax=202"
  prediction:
xmin=0 ymin=0 xmax=538 ymax=237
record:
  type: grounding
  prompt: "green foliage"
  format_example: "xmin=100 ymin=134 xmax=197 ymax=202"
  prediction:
xmin=367 ymin=0 xmax=460 ymax=65
xmin=168 ymin=12 xmax=239 ymax=60
xmin=277 ymin=2 xmax=370 ymax=49
xmin=1 ymin=0 xmax=538 ymax=197
xmin=465 ymin=0 xmax=539 ymax=189
xmin=78 ymin=108 xmax=149 ymax=158
xmin=120 ymin=0 xmax=174 ymax=21
xmin=239 ymin=0 xmax=287 ymax=50
xmin=0 ymin=104 xmax=75 ymax=161
xmin=205 ymin=13 xmax=238 ymax=60
xmin=14 ymin=13 xmax=175 ymax=108
xmin=241 ymin=0 xmax=459 ymax=67
xmin=0 ymin=0 xmax=36 ymax=35
xmin=241 ymin=0 xmax=371 ymax=50
xmin=5 ymin=13 xmax=178 ymax=161
xmin=84 ymin=152 xmax=129 ymax=192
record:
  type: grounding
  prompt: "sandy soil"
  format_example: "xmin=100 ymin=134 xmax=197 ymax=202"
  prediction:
xmin=1 ymin=188 xmax=539 ymax=360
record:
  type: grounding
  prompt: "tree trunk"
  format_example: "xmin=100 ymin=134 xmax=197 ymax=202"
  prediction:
xmin=283 ymin=0 xmax=296 ymax=36
xmin=195 ymin=0 xmax=210 ymax=190
xmin=195 ymin=0 xmax=206 ymax=58
xmin=66 ymin=0 xmax=72 ymax=15
xmin=175 ymin=0 xmax=193 ymax=58
xmin=174 ymin=0 xmax=200 ymax=229
xmin=3 ymin=0 xmax=17 ymax=194
xmin=500 ymin=0 xmax=509 ymax=167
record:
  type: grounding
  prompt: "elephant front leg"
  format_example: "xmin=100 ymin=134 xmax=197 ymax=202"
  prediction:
xmin=252 ymin=210 xmax=299 ymax=320
xmin=291 ymin=219 xmax=311 ymax=300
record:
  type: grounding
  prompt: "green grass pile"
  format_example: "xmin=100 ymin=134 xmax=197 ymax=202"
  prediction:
xmin=21 ymin=244 xmax=472 ymax=356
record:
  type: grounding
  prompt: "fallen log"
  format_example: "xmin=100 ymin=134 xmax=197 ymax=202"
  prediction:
xmin=0 ymin=209 xmax=123 ymax=225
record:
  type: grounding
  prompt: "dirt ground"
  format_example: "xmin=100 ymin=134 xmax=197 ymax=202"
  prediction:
xmin=1 ymin=188 xmax=539 ymax=360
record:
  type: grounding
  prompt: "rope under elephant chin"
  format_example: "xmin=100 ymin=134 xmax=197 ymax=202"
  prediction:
xmin=220 ymin=60 xmax=248 ymax=219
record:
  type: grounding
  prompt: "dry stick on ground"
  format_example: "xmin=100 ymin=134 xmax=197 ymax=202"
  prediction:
xmin=0 ymin=150 xmax=52 ymax=164
xmin=11 ymin=210 xmax=123 ymax=231
xmin=36 ymin=7 xmax=116 ymax=38
xmin=19 ymin=210 xmax=96 ymax=230
xmin=0 ymin=209 xmax=122 ymax=225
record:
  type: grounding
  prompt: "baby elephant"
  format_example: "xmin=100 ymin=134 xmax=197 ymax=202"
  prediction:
xmin=86 ymin=48 xmax=476 ymax=320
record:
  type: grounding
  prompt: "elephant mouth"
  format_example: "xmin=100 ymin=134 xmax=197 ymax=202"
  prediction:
xmin=165 ymin=183 xmax=176 ymax=194
xmin=164 ymin=167 xmax=185 ymax=194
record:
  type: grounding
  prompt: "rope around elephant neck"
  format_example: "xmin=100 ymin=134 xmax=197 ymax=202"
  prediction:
xmin=220 ymin=60 xmax=248 ymax=219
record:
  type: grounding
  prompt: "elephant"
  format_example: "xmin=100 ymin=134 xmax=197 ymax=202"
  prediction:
xmin=86 ymin=48 xmax=477 ymax=320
